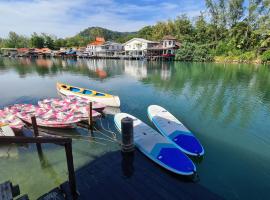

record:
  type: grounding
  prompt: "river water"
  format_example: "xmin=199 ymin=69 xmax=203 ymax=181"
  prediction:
xmin=0 ymin=57 xmax=270 ymax=199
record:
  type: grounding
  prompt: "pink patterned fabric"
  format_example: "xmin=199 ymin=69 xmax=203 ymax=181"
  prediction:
xmin=38 ymin=96 xmax=104 ymax=119
xmin=1 ymin=96 xmax=103 ymax=130
xmin=39 ymin=96 xmax=105 ymax=111
xmin=0 ymin=109 xmax=25 ymax=131
xmin=6 ymin=104 xmax=80 ymax=128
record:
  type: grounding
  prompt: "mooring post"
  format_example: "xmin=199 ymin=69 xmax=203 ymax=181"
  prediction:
xmin=88 ymin=102 xmax=93 ymax=134
xmin=64 ymin=141 xmax=78 ymax=200
xmin=121 ymin=117 xmax=134 ymax=152
xmin=31 ymin=116 xmax=42 ymax=153
xmin=31 ymin=116 xmax=39 ymax=137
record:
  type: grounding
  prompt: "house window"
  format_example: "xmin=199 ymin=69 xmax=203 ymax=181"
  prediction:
xmin=169 ymin=41 xmax=171 ymax=45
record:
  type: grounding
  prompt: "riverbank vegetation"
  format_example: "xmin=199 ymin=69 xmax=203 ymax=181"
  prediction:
xmin=0 ymin=0 xmax=269 ymax=63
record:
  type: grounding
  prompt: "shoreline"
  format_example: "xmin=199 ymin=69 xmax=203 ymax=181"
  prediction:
xmin=0 ymin=54 xmax=269 ymax=65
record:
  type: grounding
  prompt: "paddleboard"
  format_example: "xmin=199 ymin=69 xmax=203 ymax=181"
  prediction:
xmin=148 ymin=105 xmax=204 ymax=156
xmin=114 ymin=113 xmax=196 ymax=176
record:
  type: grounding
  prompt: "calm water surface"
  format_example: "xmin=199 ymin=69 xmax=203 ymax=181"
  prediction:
xmin=0 ymin=58 xmax=270 ymax=199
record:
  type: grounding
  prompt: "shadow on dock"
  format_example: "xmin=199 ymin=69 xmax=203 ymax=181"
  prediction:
xmin=60 ymin=150 xmax=223 ymax=200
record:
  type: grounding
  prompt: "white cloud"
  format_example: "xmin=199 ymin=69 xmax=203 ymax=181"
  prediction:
xmin=0 ymin=0 xmax=204 ymax=38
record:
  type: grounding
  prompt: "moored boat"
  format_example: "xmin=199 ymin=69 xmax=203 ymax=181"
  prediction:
xmin=56 ymin=82 xmax=120 ymax=107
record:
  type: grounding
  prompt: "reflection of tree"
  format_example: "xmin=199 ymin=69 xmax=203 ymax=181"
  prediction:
xmin=0 ymin=57 xmax=125 ymax=80
xmin=141 ymin=62 xmax=270 ymax=127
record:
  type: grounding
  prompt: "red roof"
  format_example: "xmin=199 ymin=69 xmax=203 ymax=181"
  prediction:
xmin=17 ymin=48 xmax=29 ymax=53
xmin=88 ymin=37 xmax=105 ymax=46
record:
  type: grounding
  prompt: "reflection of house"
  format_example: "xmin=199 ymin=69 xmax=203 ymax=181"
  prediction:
xmin=147 ymin=35 xmax=180 ymax=58
xmin=124 ymin=60 xmax=147 ymax=79
xmin=123 ymin=38 xmax=159 ymax=57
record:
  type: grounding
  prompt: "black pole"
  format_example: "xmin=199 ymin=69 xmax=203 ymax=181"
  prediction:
xmin=88 ymin=102 xmax=93 ymax=134
xmin=65 ymin=142 xmax=78 ymax=200
xmin=31 ymin=116 xmax=42 ymax=154
xmin=31 ymin=116 xmax=39 ymax=137
xmin=121 ymin=117 xmax=134 ymax=152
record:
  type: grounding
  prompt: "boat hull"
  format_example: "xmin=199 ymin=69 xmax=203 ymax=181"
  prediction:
xmin=57 ymin=83 xmax=120 ymax=107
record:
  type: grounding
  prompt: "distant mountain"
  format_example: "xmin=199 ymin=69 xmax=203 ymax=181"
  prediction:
xmin=76 ymin=26 xmax=137 ymax=43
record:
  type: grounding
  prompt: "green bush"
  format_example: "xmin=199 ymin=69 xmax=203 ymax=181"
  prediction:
xmin=176 ymin=42 xmax=213 ymax=62
xmin=239 ymin=51 xmax=256 ymax=62
xmin=193 ymin=46 xmax=214 ymax=62
xmin=261 ymin=50 xmax=270 ymax=63
xmin=215 ymin=41 xmax=230 ymax=56
xmin=175 ymin=42 xmax=195 ymax=61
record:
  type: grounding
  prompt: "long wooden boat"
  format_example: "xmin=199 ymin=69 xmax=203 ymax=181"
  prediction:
xmin=56 ymin=82 xmax=120 ymax=107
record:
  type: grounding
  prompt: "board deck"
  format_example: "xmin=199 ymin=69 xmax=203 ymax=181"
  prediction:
xmin=148 ymin=105 xmax=204 ymax=156
xmin=114 ymin=113 xmax=196 ymax=176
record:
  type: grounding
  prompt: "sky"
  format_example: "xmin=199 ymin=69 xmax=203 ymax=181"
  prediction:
xmin=0 ymin=0 xmax=206 ymax=38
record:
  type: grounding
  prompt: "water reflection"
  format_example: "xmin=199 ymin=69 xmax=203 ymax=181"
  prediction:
xmin=142 ymin=62 xmax=270 ymax=129
xmin=1 ymin=57 xmax=270 ymax=199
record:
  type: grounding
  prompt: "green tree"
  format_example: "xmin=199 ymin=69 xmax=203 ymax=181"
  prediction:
xmin=228 ymin=0 xmax=245 ymax=27
xmin=42 ymin=33 xmax=55 ymax=49
xmin=30 ymin=33 xmax=44 ymax=48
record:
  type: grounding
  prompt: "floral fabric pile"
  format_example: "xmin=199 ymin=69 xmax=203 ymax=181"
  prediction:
xmin=0 ymin=96 xmax=105 ymax=130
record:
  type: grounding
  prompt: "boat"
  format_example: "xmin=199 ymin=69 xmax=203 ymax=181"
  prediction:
xmin=38 ymin=96 xmax=106 ymax=113
xmin=114 ymin=113 xmax=196 ymax=176
xmin=5 ymin=104 xmax=100 ymax=129
xmin=0 ymin=109 xmax=25 ymax=132
xmin=0 ymin=124 xmax=18 ymax=158
xmin=0 ymin=123 xmax=14 ymax=136
xmin=148 ymin=105 xmax=204 ymax=156
xmin=57 ymin=82 xmax=120 ymax=107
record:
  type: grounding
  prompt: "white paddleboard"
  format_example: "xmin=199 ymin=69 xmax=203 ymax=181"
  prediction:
xmin=114 ymin=113 xmax=196 ymax=176
xmin=148 ymin=105 xmax=204 ymax=156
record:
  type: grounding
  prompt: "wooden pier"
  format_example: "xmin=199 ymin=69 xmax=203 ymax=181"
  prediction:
xmin=58 ymin=150 xmax=222 ymax=200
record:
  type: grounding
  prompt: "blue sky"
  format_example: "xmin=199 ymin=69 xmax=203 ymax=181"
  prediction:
xmin=0 ymin=0 xmax=206 ymax=38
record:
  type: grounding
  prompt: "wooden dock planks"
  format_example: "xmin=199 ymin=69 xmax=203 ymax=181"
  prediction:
xmin=58 ymin=150 xmax=223 ymax=200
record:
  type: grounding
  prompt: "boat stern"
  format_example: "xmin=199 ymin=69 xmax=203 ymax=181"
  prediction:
xmin=113 ymin=96 xmax=121 ymax=107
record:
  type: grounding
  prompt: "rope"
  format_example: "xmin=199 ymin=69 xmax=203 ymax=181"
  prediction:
xmin=97 ymin=118 xmax=117 ymax=139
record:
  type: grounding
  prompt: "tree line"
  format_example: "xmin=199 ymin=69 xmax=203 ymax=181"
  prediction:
xmin=0 ymin=32 xmax=89 ymax=50
xmin=136 ymin=0 xmax=270 ymax=63
xmin=0 ymin=0 xmax=269 ymax=63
